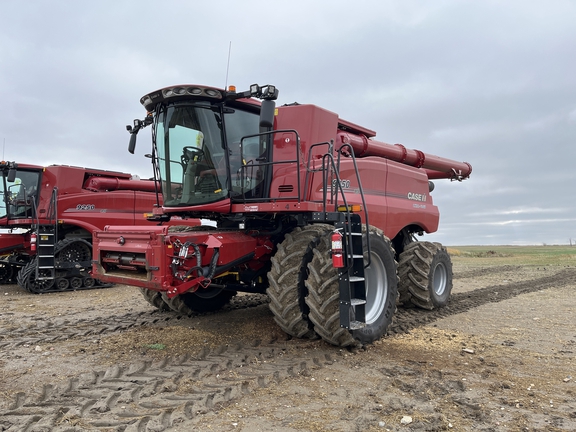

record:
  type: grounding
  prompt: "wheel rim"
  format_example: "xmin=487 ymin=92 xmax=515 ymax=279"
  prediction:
xmin=28 ymin=269 xmax=55 ymax=292
xmin=193 ymin=286 xmax=223 ymax=299
xmin=56 ymin=278 xmax=70 ymax=291
xmin=57 ymin=242 xmax=91 ymax=262
xmin=363 ymin=251 xmax=388 ymax=324
xmin=70 ymin=277 xmax=83 ymax=289
xmin=432 ymin=262 xmax=447 ymax=296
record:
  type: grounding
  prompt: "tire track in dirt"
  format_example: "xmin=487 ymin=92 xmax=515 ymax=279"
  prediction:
xmin=453 ymin=265 xmax=522 ymax=280
xmin=0 ymin=339 xmax=335 ymax=431
xmin=0 ymin=294 xmax=268 ymax=350
xmin=391 ymin=267 xmax=576 ymax=335
xmin=1 ymin=269 xmax=574 ymax=430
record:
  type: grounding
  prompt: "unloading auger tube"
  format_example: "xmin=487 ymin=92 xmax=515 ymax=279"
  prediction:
xmin=336 ymin=131 xmax=472 ymax=181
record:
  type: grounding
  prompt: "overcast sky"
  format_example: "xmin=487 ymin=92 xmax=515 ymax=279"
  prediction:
xmin=2 ymin=1 xmax=575 ymax=245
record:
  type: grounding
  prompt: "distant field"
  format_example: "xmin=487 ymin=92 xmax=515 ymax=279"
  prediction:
xmin=447 ymin=244 xmax=576 ymax=267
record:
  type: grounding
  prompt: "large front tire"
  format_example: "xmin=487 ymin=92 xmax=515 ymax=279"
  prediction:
xmin=140 ymin=288 xmax=171 ymax=311
xmin=397 ymin=241 xmax=453 ymax=310
xmin=161 ymin=287 xmax=236 ymax=315
xmin=267 ymin=225 xmax=330 ymax=339
xmin=305 ymin=226 xmax=398 ymax=347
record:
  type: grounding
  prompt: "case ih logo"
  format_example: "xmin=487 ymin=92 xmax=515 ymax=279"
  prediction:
xmin=407 ymin=192 xmax=427 ymax=202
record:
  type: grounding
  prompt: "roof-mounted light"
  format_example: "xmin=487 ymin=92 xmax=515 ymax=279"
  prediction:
xmin=139 ymin=85 xmax=224 ymax=111
xmin=228 ymin=84 xmax=279 ymax=101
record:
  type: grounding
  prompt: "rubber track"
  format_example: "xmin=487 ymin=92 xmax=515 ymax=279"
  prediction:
xmin=16 ymin=239 xmax=113 ymax=294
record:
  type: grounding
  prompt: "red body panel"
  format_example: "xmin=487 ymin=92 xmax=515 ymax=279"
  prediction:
xmin=268 ymin=104 xmax=440 ymax=238
xmin=0 ymin=233 xmax=28 ymax=254
xmin=0 ymin=164 xmax=198 ymax=258
xmin=94 ymin=226 xmax=262 ymax=293
xmin=93 ymin=225 xmax=170 ymax=290
xmin=1 ymin=165 xmax=162 ymax=232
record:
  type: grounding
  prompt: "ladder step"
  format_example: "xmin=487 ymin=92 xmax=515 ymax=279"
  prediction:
xmin=351 ymin=298 xmax=366 ymax=306
xmin=349 ymin=276 xmax=365 ymax=283
xmin=349 ymin=320 xmax=365 ymax=330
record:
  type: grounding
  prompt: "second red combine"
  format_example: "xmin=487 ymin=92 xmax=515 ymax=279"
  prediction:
xmin=0 ymin=163 xmax=198 ymax=293
xmin=92 ymin=83 xmax=472 ymax=347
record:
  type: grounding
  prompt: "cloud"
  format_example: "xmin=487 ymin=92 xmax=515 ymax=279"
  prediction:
xmin=1 ymin=0 xmax=575 ymax=245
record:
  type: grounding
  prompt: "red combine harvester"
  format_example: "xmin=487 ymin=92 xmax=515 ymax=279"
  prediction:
xmin=93 ymin=84 xmax=472 ymax=347
xmin=0 ymin=163 xmax=198 ymax=293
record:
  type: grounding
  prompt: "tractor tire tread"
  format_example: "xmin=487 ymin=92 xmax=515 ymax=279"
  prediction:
xmin=267 ymin=225 xmax=331 ymax=339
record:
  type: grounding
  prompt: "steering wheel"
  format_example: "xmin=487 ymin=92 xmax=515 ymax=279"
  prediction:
xmin=181 ymin=146 xmax=204 ymax=166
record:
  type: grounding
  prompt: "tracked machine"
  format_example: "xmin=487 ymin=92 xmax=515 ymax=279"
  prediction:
xmin=93 ymin=84 xmax=472 ymax=347
xmin=0 ymin=163 xmax=197 ymax=293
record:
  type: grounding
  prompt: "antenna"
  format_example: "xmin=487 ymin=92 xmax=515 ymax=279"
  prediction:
xmin=224 ymin=41 xmax=232 ymax=90
xmin=2 ymin=138 xmax=5 ymax=160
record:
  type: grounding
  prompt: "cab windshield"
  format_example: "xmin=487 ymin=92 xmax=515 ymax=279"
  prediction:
xmin=0 ymin=169 xmax=41 ymax=219
xmin=154 ymin=103 xmax=261 ymax=206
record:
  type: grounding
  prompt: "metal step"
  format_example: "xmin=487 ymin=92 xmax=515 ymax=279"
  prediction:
xmin=351 ymin=298 xmax=366 ymax=306
xmin=349 ymin=320 xmax=366 ymax=330
xmin=35 ymin=225 xmax=56 ymax=281
xmin=349 ymin=276 xmax=365 ymax=283
xmin=337 ymin=213 xmax=367 ymax=331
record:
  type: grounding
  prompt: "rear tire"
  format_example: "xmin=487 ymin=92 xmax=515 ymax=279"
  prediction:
xmin=267 ymin=225 xmax=330 ymax=339
xmin=305 ymin=226 xmax=398 ymax=347
xmin=397 ymin=241 xmax=453 ymax=310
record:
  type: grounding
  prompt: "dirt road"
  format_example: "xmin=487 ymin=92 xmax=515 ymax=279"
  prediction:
xmin=1 ymin=255 xmax=575 ymax=431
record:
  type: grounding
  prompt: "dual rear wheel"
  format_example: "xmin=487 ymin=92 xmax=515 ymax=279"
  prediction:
xmin=267 ymin=225 xmax=399 ymax=347
xmin=267 ymin=226 xmax=453 ymax=347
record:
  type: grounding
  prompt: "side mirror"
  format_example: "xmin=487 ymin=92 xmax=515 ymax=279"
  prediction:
xmin=7 ymin=168 xmax=16 ymax=183
xmin=128 ymin=133 xmax=137 ymax=154
xmin=260 ymin=99 xmax=276 ymax=128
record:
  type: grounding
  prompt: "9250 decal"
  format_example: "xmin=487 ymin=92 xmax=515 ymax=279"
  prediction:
xmin=76 ymin=204 xmax=95 ymax=210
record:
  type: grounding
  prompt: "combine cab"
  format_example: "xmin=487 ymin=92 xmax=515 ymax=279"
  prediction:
xmin=93 ymin=84 xmax=472 ymax=346
xmin=0 ymin=163 xmax=198 ymax=293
